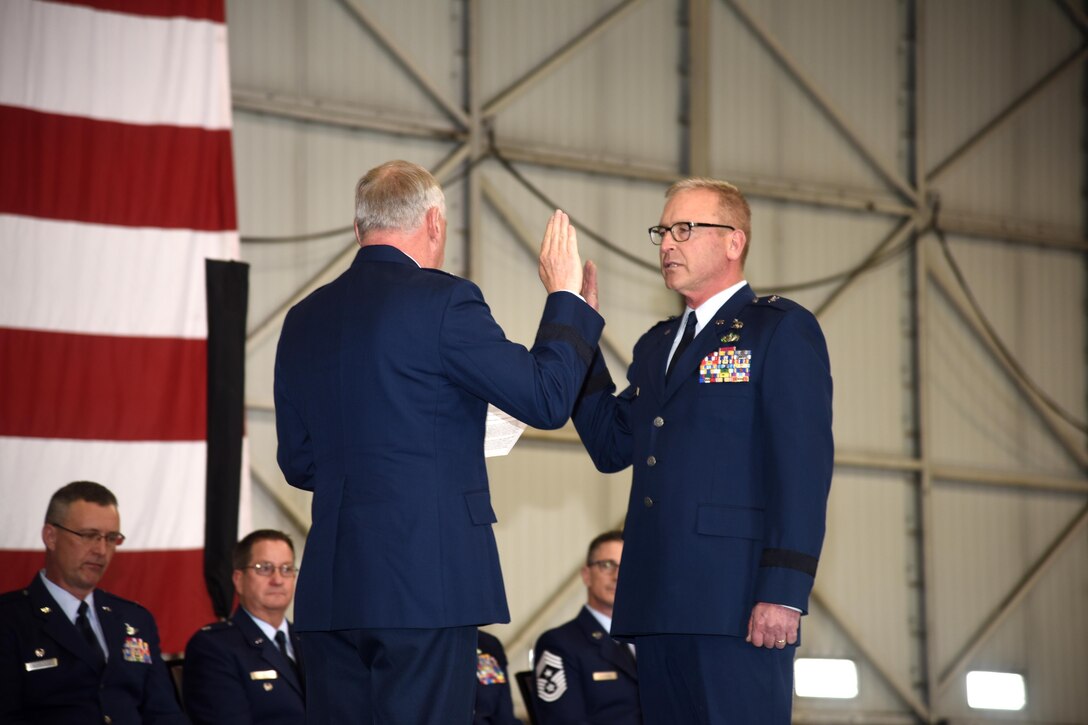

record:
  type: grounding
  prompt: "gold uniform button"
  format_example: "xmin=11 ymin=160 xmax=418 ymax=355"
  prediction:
xmin=653 ymin=416 xmax=664 ymax=427
xmin=646 ymin=456 xmax=657 ymax=466
xmin=644 ymin=496 xmax=654 ymax=508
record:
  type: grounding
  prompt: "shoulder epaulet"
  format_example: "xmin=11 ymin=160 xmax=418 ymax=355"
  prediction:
xmin=96 ymin=589 xmax=152 ymax=614
xmin=198 ymin=620 xmax=234 ymax=633
xmin=650 ymin=316 xmax=677 ymax=330
xmin=419 ymin=267 xmax=456 ymax=279
xmin=749 ymin=293 xmax=797 ymax=311
xmin=0 ymin=588 xmax=27 ymax=604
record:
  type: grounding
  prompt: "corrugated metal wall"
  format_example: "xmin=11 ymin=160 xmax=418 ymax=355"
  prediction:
xmin=228 ymin=1 xmax=1087 ymax=721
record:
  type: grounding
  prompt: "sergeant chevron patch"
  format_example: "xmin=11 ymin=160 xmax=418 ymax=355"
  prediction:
xmin=536 ymin=650 xmax=567 ymax=702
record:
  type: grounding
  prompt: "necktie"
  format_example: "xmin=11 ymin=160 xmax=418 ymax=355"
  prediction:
xmin=275 ymin=630 xmax=291 ymax=659
xmin=666 ymin=311 xmax=697 ymax=382
xmin=275 ymin=629 xmax=300 ymax=677
xmin=77 ymin=601 xmax=105 ymax=663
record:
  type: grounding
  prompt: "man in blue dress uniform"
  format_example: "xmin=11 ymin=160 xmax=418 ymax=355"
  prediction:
xmin=533 ymin=531 xmax=640 ymax=725
xmin=0 ymin=480 xmax=187 ymax=724
xmin=274 ymin=160 xmax=604 ymax=723
xmin=183 ymin=530 xmax=304 ymax=724
xmin=474 ymin=629 xmax=521 ymax=725
xmin=572 ymin=179 xmax=834 ymax=724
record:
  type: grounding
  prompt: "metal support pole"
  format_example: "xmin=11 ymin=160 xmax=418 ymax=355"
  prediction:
xmin=335 ymin=0 xmax=469 ymax=129
xmin=936 ymin=502 xmax=1088 ymax=693
xmin=481 ymin=0 xmax=643 ymax=118
xmin=723 ymin=0 xmax=919 ymax=205
xmin=681 ymin=0 xmax=711 ymax=176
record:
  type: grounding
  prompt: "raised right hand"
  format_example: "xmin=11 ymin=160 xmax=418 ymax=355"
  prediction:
xmin=538 ymin=210 xmax=583 ymax=295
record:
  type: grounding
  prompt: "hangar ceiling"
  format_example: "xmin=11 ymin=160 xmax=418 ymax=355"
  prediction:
xmin=228 ymin=1 xmax=1088 ymax=721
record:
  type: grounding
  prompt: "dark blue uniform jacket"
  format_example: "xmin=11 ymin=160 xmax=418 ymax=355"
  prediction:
xmin=533 ymin=607 xmax=640 ymax=724
xmin=183 ymin=608 xmax=304 ymax=725
xmin=573 ymin=288 xmax=834 ymax=638
xmin=0 ymin=574 xmax=187 ymax=725
xmin=274 ymin=244 xmax=604 ymax=631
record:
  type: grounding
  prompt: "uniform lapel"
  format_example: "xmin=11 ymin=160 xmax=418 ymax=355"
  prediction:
xmin=663 ymin=285 xmax=755 ymax=400
xmin=599 ymin=636 xmax=637 ymax=680
xmin=576 ymin=607 xmax=636 ymax=681
xmin=28 ymin=576 xmax=104 ymax=672
xmin=647 ymin=317 xmax=682 ymax=400
xmin=234 ymin=609 xmax=303 ymax=695
xmin=289 ymin=623 xmax=305 ymax=691
xmin=96 ymin=595 xmax=124 ymax=668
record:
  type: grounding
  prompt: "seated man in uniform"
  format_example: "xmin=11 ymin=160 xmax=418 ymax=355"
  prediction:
xmin=475 ymin=629 xmax=522 ymax=725
xmin=533 ymin=531 xmax=640 ymax=724
xmin=0 ymin=480 xmax=186 ymax=724
xmin=183 ymin=530 xmax=304 ymax=725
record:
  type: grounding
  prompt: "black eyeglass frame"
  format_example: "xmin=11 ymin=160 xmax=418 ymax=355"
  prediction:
xmin=243 ymin=562 xmax=300 ymax=578
xmin=648 ymin=221 xmax=736 ymax=245
xmin=48 ymin=521 xmax=126 ymax=547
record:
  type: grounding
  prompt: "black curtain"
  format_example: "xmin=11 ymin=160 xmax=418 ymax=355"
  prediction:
xmin=204 ymin=259 xmax=249 ymax=619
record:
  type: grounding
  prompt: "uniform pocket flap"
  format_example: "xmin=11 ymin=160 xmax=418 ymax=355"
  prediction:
xmin=464 ymin=490 xmax=497 ymax=525
xmin=696 ymin=504 xmax=764 ymax=540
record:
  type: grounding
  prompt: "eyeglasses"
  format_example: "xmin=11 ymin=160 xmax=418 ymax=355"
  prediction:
xmin=244 ymin=562 xmax=299 ymax=578
xmin=587 ymin=559 xmax=620 ymax=574
xmin=49 ymin=522 xmax=126 ymax=547
xmin=649 ymin=221 xmax=735 ymax=245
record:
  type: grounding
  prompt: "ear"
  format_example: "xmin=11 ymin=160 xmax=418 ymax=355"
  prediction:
xmin=727 ymin=229 xmax=747 ymax=262
xmin=353 ymin=220 xmax=364 ymax=246
xmin=425 ymin=206 xmax=442 ymax=241
xmin=231 ymin=569 xmax=243 ymax=596
xmin=580 ymin=565 xmax=592 ymax=588
xmin=42 ymin=524 xmax=56 ymax=551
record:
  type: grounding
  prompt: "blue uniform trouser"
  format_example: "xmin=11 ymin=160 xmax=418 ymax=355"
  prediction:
xmin=636 ymin=633 xmax=794 ymax=725
xmin=300 ymin=625 xmax=477 ymax=724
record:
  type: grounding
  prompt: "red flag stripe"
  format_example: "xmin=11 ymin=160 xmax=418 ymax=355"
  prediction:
xmin=0 ymin=327 xmax=206 ymax=441
xmin=0 ymin=549 xmax=218 ymax=654
xmin=0 ymin=105 xmax=237 ymax=231
xmin=41 ymin=0 xmax=225 ymax=23
xmin=0 ymin=215 xmax=237 ymax=339
xmin=2 ymin=0 xmax=231 ymax=129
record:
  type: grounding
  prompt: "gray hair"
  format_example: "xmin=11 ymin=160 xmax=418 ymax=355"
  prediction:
xmin=354 ymin=160 xmax=446 ymax=236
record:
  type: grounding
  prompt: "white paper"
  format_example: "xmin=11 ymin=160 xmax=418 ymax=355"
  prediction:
xmin=484 ymin=405 xmax=527 ymax=457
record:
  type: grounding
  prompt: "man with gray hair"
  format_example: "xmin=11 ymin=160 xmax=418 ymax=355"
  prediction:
xmin=274 ymin=160 xmax=603 ymax=723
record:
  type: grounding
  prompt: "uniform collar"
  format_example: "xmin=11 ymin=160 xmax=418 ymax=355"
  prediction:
xmin=688 ymin=279 xmax=748 ymax=334
xmin=584 ymin=604 xmax=612 ymax=634
xmin=241 ymin=606 xmax=289 ymax=643
xmin=38 ymin=569 xmax=95 ymax=625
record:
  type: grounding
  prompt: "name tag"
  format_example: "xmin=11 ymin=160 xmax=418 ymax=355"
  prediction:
xmin=250 ymin=670 xmax=278 ymax=681
xmin=25 ymin=658 xmax=59 ymax=672
xmin=592 ymin=670 xmax=618 ymax=681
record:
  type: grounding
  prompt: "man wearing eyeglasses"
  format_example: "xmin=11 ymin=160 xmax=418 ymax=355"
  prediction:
xmin=183 ymin=530 xmax=304 ymax=725
xmin=532 ymin=531 xmax=640 ymax=724
xmin=0 ymin=480 xmax=187 ymax=724
xmin=572 ymin=179 xmax=834 ymax=724
xmin=274 ymin=160 xmax=603 ymax=723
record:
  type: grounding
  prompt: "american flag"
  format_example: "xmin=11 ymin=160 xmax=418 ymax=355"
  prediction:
xmin=0 ymin=0 xmax=247 ymax=653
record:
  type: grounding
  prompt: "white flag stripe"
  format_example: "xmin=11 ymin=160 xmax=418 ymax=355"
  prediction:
xmin=0 ymin=0 xmax=231 ymax=130
xmin=0 ymin=437 xmax=206 ymax=550
xmin=0 ymin=214 xmax=239 ymax=339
